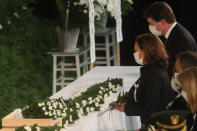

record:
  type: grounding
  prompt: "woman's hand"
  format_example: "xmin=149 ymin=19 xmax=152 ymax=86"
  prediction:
xmin=110 ymin=103 xmax=126 ymax=112
xmin=117 ymin=103 xmax=126 ymax=112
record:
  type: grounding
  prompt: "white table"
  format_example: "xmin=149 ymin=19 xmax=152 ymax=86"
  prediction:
xmin=51 ymin=66 xmax=142 ymax=131
xmin=48 ymin=47 xmax=89 ymax=94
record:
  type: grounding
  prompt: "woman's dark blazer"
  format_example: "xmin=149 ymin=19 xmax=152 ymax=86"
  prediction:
xmin=124 ymin=64 xmax=174 ymax=125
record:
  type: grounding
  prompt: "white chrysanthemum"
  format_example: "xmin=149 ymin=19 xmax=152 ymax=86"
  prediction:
xmin=109 ymin=91 xmax=112 ymax=96
xmin=88 ymin=100 xmax=93 ymax=104
xmin=69 ymin=115 xmax=73 ymax=122
xmin=75 ymin=103 xmax=80 ymax=108
xmin=36 ymin=127 xmax=40 ymax=131
xmin=70 ymin=108 xmax=73 ymax=112
xmin=48 ymin=106 xmax=53 ymax=110
xmin=59 ymin=104 xmax=63 ymax=109
xmin=78 ymin=113 xmax=82 ymax=118
xmin=88 ymin=97 xmax=92 ymax=101
xmin=99 ymin=90 xmax=102 ymax=94
xmin=100 ymin=87 xmax=104 ymax=90
xmin=49 ymin=112 xmax=52 ymax=116
xmin=53 ymin=103 xmax=57 ymax=108
xmin=42 ymin=106 xmax=46 ymax=111
xmin=38 ymin=103 xmax=42 ymax=107
xmin=60 ymin=98 xmax=65 ymax=103
xmin=108 ymin=82 xmax=112 ymax=87
xmin=64 ymin=120 xmax=69 ymax=128
xmin=13 ymin=12 xmax=20 ymax=18
xmin=45 ymin=112 xmax=49 ymax=115
xmin=47 ymin=102 xmax=51 ymax=106
xmin=104 ymin=93 xmax=108 ymax=98
xmin=24 ymin=125 xmax=31 ymax=131
xmin=63 ymin=109 xmax=66 ymax=113
xmin=79 ymin=108 xmax=83 ymax=114
xmin=57 ymin=110 xmax=61 ymax=116
xmin=95 ymin=102 xmax=99 ymax=107
xmin=99 ymin=95 xmax=103 ymax=99
xmin=86 ymin=107 xmax=90 ymax=112
xmin=90 ymin=107 xmax=94 ymax=112
xmin=82 ymin=100 xmax=87 ymax=107
xmin=79 ymin=0 xmax=88 ymax=6
xmin=95 ymin=97 xmax=100 ymax=102
xmin=41 ymin=102 xmax=45 ymax=106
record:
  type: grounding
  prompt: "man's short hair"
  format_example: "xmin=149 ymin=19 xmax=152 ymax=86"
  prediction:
xmin=143 ymin=2 xmax=176 ymax=23
xmin=176 ymin=51 xmax=197 ymax=70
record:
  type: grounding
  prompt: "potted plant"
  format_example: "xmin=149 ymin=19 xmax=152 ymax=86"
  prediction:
xmin=55 ymin=0 xmax=134 ymax=52
xmin=55 ymin=0 xmax=89 ymax=52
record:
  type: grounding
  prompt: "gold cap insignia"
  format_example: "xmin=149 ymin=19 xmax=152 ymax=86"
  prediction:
xmin=170 ymin=114 xmax=180 ymax=125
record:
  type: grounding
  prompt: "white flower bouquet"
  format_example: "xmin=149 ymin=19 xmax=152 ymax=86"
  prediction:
xmin=21 ymin=78 xmax=123 ymax=129
xmin=55 ymin=0 xmax=134 ymax=31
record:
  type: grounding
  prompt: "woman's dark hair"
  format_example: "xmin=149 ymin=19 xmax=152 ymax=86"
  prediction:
xmin=136 ymin=33 xmax=169 ymax=69
xmin=143 ymin=2 xmax=176 ymax=23
xmin=176 ymin=51 xmax=197 ymax=70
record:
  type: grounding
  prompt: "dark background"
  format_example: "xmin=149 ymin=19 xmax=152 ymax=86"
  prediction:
xmin=33 ymin=0 xmax=197 ymax=66
xmin=120 ymin=0 xmax=197 ymax=66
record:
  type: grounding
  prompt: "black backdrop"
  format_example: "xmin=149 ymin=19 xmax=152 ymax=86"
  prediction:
xmin=33 ymin=0 xmax=197 ymax=66
xmin=118 ymin=0 xmax=197 ymax=65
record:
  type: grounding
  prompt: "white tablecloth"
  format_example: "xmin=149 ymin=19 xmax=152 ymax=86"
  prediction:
xmin=51 ymin=66 xmax=142 ymax=131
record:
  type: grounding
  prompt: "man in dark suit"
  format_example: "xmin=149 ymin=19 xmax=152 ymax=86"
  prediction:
xmin=143 ymin=1 xmax=197 ymax=79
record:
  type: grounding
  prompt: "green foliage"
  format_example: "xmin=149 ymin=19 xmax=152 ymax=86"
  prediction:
xmin=121 ymin=0 xmax=134 ymax=15
xmin=0 ymin=0 xmax=58 ymax=127
xmin=109 ymin=91 xmax=129 ymax=107
xmin=55 ymin=0 xmax=89 ymax=31
xmin=16 ymin=124 xmax=61 ymax=131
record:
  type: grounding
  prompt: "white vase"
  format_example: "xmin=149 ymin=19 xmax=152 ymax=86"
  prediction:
xmin=96 ymin=13 xmax=108 ymax=31
xmin=56 ymin=27 xmax=80 ymax=52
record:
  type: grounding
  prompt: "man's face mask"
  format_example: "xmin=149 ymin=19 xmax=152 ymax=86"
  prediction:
xmin=149 ymin=24 xmax=162 ymax=36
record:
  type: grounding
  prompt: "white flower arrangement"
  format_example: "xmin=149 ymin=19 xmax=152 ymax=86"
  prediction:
xmin=21 ymin=78 xmax=123 ymax=129
xmin=77 ymin=0 xmax=134 ymax=20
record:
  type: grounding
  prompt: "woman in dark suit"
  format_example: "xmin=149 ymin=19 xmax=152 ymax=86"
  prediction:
xmin=114 ymin=33 xmax=174 ymax=126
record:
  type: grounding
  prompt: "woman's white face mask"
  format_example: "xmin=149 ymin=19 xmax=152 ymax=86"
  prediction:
xmin=149 ymin=25 xmax=162 ymax=36
xmin=171 ymin=77 xmax=181 ymax=93
xmin=133 ymin=52 xmax=143 ymax=65
xmin=174 ymin=72 xmax=181 ymax=86
xmin=181 ymin=90 xmax=188 ymax=102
